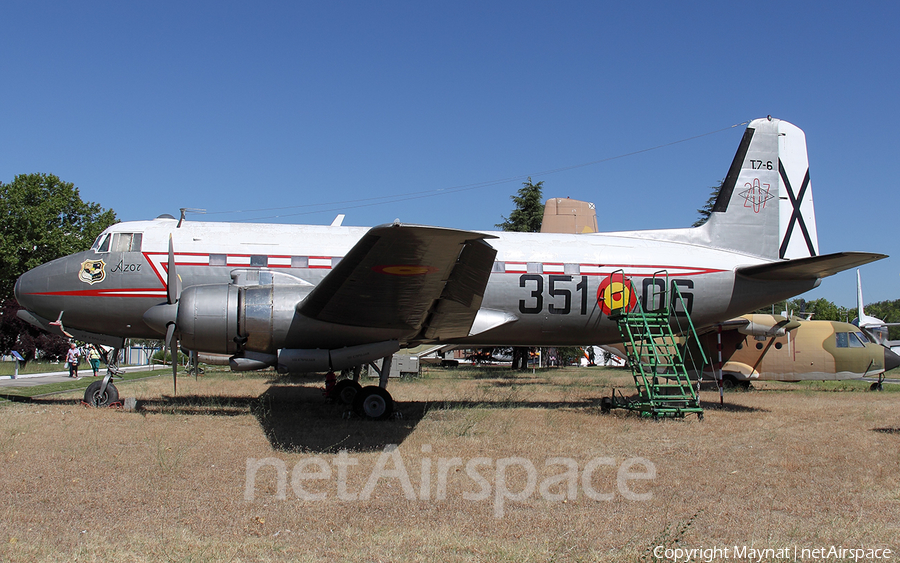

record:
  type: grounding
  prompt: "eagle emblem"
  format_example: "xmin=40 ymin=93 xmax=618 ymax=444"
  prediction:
xmin=79 ymin=259 xmax=106 ymax=285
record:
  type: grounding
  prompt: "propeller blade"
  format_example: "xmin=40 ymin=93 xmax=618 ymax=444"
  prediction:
xmin=167 ymin=235 xmax=181 ymax=305
xmin=166 ymin=323 xmax=177 ymax=396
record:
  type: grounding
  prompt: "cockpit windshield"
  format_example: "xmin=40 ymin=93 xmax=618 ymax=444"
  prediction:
xmin=92 ymin=232 xmax=141 ymax=253
xmin=91 ymin=233 xmax=108 ymax=251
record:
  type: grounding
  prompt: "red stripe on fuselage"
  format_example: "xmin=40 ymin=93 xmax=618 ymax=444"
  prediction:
xmin=25 ymin=288 xmax=167 ymax=298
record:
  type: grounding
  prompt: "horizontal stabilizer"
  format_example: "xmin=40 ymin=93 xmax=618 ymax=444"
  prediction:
xmin=737 ymin=252 xmax=886 ymax=281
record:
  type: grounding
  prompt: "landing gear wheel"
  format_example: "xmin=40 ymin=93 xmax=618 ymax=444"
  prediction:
xmin=600 ymin=397 xmax=613 ymax=414
xmin=333 ymin=380 xmax=362 ymax=405
xmin=85 ymin=380 xmax=118 ymax=407
xmin=353 ymin=386 xmax=394 ymax=420
xmin=722 ymin=375 xmax=750 ymax=390
xmin=870 ymin=382 xmax=884 ymax=392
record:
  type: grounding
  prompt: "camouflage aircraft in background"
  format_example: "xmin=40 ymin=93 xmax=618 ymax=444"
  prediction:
xmin=14 ymin=117 xmax=887 ymax=418
xmin=602 ymin=313 xmax=899 ymax=389
xmin=694 ymin=314 xmax=899 ymax=388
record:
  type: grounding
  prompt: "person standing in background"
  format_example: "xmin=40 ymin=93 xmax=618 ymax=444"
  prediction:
xmin=88 ymin=346 xmax=101 ymax=376
xmin=66 ymin=343 xmax=81 ymax=378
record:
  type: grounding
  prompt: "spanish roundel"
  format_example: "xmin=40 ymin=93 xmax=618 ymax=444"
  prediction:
xmin=596 ymin=272 xmax=637 ymax=315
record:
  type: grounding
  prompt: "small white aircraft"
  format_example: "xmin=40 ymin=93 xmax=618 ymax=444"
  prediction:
xmin=853 ymin=269 xmax=900 ymax=353
xmin=14 ymin=117 xmax=887 ymax=418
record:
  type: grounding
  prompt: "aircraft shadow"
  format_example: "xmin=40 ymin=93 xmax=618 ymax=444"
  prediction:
xmin=10 ymin=386 xmax=764 ymax=452
xmin=699 ymin=401 xmax=768 ymax=413
xmin=254 ymin=386 xmax=608 ymax=453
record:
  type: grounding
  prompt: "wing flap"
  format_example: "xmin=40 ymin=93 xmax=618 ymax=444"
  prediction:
xmin=420 ymin=239 xmax=497 ymax=340
xmin=737 ymin=251 xmax=886 ymax=281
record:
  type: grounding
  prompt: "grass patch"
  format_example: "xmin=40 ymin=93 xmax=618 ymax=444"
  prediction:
xmin=757 ymin=379 xmax=900 ymax=393
xmin=0 ymin=365 xmax=898 ymax=561
xmin=0 ymin=370 xmax=170 ymax=400
xmin=0 ymin=360 xmax=73 ymax=377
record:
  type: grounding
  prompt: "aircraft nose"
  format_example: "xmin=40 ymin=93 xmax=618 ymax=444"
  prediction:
xmin=885 ymin=347 xmax=900 ymax=373
xmin=14 ymin=269 xmax=36 ymax=309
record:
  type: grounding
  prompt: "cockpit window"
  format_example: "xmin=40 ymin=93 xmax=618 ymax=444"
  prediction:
xmin=836 ymin=332 xmax=866 ymax=348
xmin=836 ymin=332 xmax=848 ymax=348
xmin=855 ymin=331 xmax=870 ymax=344
xmin=112 ymin=233 xmax=143 ymax=252
xmin=91 ymin=234 xmax=105 ymax=250
xmin=98 ymin=234 xmax=111 ymax=252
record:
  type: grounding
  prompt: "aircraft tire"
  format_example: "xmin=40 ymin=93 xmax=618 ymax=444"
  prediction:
xmin=353 ymin=386 xmax=393 ymax=420
xmin=84 ymin=380 xmax=118 ymax=407
xmin=870 ymin=382 xmax=884 ymax=392
xmin=333 ymin=380 xmax=362 ymax=405
xmin=600 ymin=397 xmax=613 ymax=413
xmin=722 ymin=375 xmax=750 ymax=391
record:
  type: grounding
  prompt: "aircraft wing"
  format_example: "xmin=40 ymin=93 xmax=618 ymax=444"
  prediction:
xmin=298 ymin=223 xmax=497 ymax=340
xmin=737 ymin=252 xmax=886 ymax=281
xmin=696 ymin=314 xmax=800 ymax=337
xmin=693 ymin=317 xmax=750 ymax=336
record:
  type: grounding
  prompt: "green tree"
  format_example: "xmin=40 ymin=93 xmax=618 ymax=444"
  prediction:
xmin=0 ymin=173 xmax=117 ymax=360
xmin=692 ymin=179 xmax=724 ymax=227
xmin=0 ymin=173 xmax=117 ymax=299
xmin=755 ymin=297 xmax=856 ymax=323
xmin=497 ymin=178 xmax=545 ymax=369
xmin=496 ymin=177 xmax=544 ymax=232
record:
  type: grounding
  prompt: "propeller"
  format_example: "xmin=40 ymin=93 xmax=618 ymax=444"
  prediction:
xmin=166 ymin=324 xmax=178 ymax=394
xmin=165 ymin=235 xmax=181 ymax=394
xmin=143 ymin=235 xmax=181 ymax=395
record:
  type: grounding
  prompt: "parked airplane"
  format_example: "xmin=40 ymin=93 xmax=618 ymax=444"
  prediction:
xmin=14 ymin=117 xmax=886 ymax=418
xmin=695 ymin=314 xmax=900 ymax=388
xmin=852 ymin=269 xmax=900 ymax=353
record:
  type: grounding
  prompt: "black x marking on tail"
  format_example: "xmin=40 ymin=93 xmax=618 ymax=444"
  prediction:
xmin=778 ymin=160 xmax=816 ymax=259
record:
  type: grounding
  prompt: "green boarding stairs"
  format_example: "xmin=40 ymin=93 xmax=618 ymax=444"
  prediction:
xmin=605 ymin=270 xmax=706 ymax=419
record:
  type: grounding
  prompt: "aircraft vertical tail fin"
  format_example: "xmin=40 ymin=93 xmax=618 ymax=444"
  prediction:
xmin=701 ymin=117 xmax=819 ymax=260
xmin=856 ymin=269 xmax=866 ymax=324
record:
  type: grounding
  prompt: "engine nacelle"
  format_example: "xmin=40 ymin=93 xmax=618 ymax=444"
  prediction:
xmin=278 ymin=340 xmax=401 ymax=373
xmin=737 ymin=315 xmax=801 ymax=338
xmin=228 ymin=341 xmax=400 ymax=373
xmin=177 ymin=282 xmax=313 ymax=355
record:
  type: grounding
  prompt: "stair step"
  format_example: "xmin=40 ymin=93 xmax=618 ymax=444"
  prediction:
xmin=609 ymin=272 xmax=705 ymax=419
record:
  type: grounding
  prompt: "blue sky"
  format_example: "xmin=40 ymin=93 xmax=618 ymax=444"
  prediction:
xmin=2 ymin=1 xmax=897 ymax=308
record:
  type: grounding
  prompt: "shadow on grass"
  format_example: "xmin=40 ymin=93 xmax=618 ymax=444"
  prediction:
xmin=700 ymin=401 xmax=769 ymax=413
xmin=254 ymin=385 xmax=610 ymax=454
xmin=0 ymin=393 xmax=37 ymax=403
xmin=12 ymin=384 xmax=740 ymax=452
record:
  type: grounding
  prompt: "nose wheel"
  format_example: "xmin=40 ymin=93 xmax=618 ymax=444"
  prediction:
xmin=84 ymin=380 xmax=119 ymax=407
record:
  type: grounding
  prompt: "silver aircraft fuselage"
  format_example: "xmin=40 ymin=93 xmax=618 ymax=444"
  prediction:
xmin=15 ymin=217 xmax=817 ymax=352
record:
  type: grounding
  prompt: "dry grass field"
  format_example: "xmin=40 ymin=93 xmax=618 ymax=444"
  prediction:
xmin=1 ymin=365 xmax=898 ymax=562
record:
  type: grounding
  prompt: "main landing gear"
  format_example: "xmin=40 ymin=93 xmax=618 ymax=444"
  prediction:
xmin=326 ymin=356 xmax=397 ymax=420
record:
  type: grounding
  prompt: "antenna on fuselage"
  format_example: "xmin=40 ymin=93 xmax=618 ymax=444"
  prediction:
xmin=177 ymin=208 xmax=206 ymax=228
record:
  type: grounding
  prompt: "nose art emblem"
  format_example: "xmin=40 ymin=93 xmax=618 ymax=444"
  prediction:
xmin=79 ymin=259 xmax=106 ymax=285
